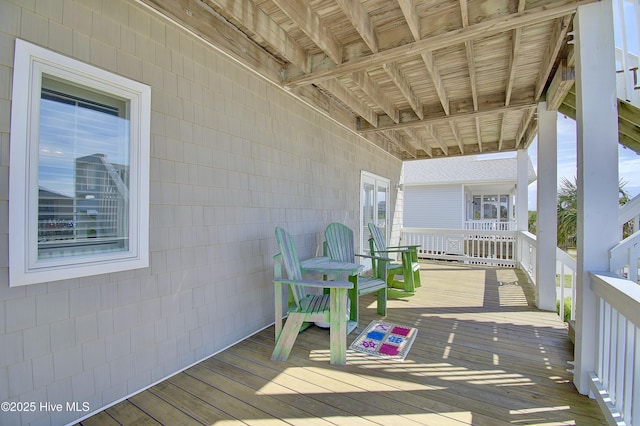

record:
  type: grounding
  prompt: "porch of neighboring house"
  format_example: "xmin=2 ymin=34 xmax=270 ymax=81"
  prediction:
xmin=77 ymin=262 xmax=605 ymax=425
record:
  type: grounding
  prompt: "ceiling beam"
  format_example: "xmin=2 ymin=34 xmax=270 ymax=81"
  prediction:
xmin=475 ymin=116 xmax=483 ymax=152
xmin=534 ymin=15 xmax=572 ymax=100
xmin=392 ymin=0 xmax=432 ymax=119
xmin=320 ymin=78 xmax=378 ymax=127
xmin=404 ymin=127 xmax=433 ymax=157
xmin=203 ymin=0 xmax=308 ymax=71
xmin=351 ymin=71 xmax=400 ymax=123
xmin=515 ymin=107 xmax=536 ymax=148
xmin=382 ymin=130 xmax=418 ymax=158
xmin=498 ymin=112 xmax=507 ymax=150
xmin=139 ymin=0 xmax=284 ymax=82
xmin=335 ymin=0 xmax=379 ymax=53
xmin=284 ymin=0 xmax=595 ymax=89
xmin=422 ymin=52 xmax=451 ymax=116
xmin=398 ymin=0 xmax=421 ymax=41
xmin=459 ymin=0 xmax=478 ymax=111
xmin=401 ymin=0 xmax=451 ymax=117
xmin=271 ymin=0 xmax=343 ymax=64
xmin=359 ymin=100 xmax=536 ymax=133
xmin=424 ymin=124 xmax=449 ymax=155
xmin=449 ymin=122 xmax=464 ymax=154
xmin=505 ymin=0 xmax=527 ymax=106
xmin=383 ymin=62 xmax=424 ymax=120
xmin=546 ymin=59 xmax=574 ymax=110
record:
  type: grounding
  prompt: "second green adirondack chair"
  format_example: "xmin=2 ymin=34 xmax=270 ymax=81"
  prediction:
xmin=324 ymin=222 xmax=391 ymax=325
xmin=368 ymin=223 xmax=421 ymax=293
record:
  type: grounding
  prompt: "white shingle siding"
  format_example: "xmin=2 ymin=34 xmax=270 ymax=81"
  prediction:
xmin=404 ymin=184 xmax=463 ymax=229
xmin=0 ymin=1 xmax=403 ymax=424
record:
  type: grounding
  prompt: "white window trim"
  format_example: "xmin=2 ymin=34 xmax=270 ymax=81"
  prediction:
xmin=360 ymin=171 xmax=390 ymax=256
xmin=9 ymin=39 xmax=151 ymax=286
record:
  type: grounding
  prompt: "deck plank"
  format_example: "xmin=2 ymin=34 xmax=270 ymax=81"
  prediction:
xmin=147 ymin=380 xmax=237 ymax=424
xmin=79 ymin=262 xmax=607 ymax=426
xmin=103 ymin=400 xmax=162 ymax=425
xmin=78 ymin=411 xmax=120 ymax=426
xmin=128 ymin=391 xmax=202 ymax=425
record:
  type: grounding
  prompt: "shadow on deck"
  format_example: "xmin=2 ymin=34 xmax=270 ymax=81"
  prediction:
xmin=78 ymin=262 xmax=606 ymax=425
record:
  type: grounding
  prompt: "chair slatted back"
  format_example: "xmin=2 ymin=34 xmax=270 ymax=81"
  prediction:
xmin=274 ymin=227 xmax=307 ymax=306
xmin=368 ymin=223 xmax=388 ymax=252
xmin=325 ymin=222 xmax=356 ymax=263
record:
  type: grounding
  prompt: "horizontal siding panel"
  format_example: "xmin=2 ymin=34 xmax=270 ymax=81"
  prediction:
xmin=404 ymin=184 xmax=463 ymax=229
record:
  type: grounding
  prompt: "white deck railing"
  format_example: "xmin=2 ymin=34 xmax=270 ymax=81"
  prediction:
xmin=464 ymin=220 xmax=517 ymax=231
xmin=590 ymin=272 xmax=640 ymax=426
xmin=610 ymin=230 xmax=640 ymax=283
xmin=614 ymin=0 xmax=640 ymax=107
xmin=556 ymin=246 xmax=577 ymax=322
xmin=516 ymin=231 xmax=577 ymax=321
xmin=401 ymin=227 xmax=517 ymax=267
xmin=590 ymin=167 xmax=640 ymax=423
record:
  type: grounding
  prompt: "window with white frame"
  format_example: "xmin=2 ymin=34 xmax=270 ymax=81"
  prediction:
xmin=360 ymin=171 xmax=390 ymax=259
xmin=9 ymin=40 xmax=151 ymax=286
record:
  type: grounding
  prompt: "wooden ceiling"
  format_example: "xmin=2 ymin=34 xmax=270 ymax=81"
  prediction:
xmin=139 ymin=0 xmax=595 ymax=161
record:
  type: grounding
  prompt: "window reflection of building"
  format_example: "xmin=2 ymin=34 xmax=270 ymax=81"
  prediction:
xmin=37 ymin=154 xmax=129 ymax=249
xmin=38 ymin=189 xmax=74 ymax=241
xmin=75 ymin=153 xmax=129 ymax=243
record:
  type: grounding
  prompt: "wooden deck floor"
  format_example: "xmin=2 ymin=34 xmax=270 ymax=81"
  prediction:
xmin=78 ymin=262 xmax=606 ymax=425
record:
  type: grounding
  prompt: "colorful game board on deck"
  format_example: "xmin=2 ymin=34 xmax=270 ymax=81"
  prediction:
xmin=349 ymin=321 xmax=417 ymax=361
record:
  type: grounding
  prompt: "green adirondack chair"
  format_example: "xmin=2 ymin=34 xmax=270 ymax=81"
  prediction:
xmin=324 ymin=223 xmax=390 ymax=325
xmin=368 ymin=223 xmax=422 ymax=293
xmin=272 ymin=227 xmax=353 ymax=365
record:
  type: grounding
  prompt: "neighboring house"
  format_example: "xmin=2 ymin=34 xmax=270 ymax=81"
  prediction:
xmin=403 ymin=155 xmax=537 ymax=231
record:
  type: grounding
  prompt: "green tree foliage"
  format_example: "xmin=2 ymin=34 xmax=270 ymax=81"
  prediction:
xmin=528 ymin=210 xmax=537 ymax=234
xmin=556 ymin=177 xmax=631 ymax=249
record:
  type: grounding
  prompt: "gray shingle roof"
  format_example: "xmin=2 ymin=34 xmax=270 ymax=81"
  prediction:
xmin=403 ymin=155 xmax=537 ymax=185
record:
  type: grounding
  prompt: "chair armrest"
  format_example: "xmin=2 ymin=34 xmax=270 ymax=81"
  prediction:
xmin=355 ymin=253 xmax=393 ymax=262
xmin=372 ymin=248 xmax=411 ymax=254
xmin=387 ymin=245 xmax=420 ymax=250
xmin=274 ymin=279 xmax=353 ymax=290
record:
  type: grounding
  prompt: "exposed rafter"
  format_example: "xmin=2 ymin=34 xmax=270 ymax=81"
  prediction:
xmin=139 ymin=0 xmax=599 ymax=161
xmin=335 ymin=0 xmax=379 ymax=54
xmin=450 ymin=122 xmax=464 ymax=154
xmin=351 ymin=70 xmax=400 ymax=123
xmin=383 ymin=62 xmax=424 ymax=120
xmin=284 ymin=1 xmax=591 ymax=89
xmin=505 ymin=0 xmax=527 ymax=106
xmin=320 ymin=78 xmax=378 ymax=127
xmin=271 ymin=0 xmax=343 ymax=64
xmin=359 ymin=99 xmax=536 ymax=133
xmin=203 ymin=0 xmax=309 ymax=71
xmin=459 ymin=0 xmax=478 ymax=111
xmin=534 ymin=15 xmax=573 ymax=100
xmin=424 ymin=124 xmax=449 ymax=156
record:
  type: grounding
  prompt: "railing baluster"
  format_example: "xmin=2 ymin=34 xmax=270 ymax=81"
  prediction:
xmin=615 ymin=313 xmax=626 ymax=412
xmin=623 ymin=318 xmax=634 ymax=423
xmin=633 ymin=326 xmax=640 ymax=426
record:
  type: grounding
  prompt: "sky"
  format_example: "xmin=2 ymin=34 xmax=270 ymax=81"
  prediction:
xmin=525 ymin=114 xmax=640 ymax=210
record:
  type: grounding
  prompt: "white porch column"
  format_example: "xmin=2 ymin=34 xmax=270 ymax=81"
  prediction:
xmin=516 ymin=149 xmax=529 ymax=232
xmin=574 ymin=0 xmax=619 ymax=395
xmin=535 ymin=102 xmax=558 ymax=311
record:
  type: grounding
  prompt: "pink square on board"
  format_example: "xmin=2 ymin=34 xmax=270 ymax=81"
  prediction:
xmin=379 ymin=344 xmax=400 ymax=356
xmin=391 ymin=326 xmax=411 ymax=336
